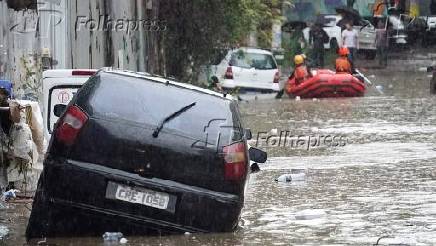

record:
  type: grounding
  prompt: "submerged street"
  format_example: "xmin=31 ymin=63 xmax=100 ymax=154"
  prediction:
xmin=2 ymin=68 xmax=435 ymax=245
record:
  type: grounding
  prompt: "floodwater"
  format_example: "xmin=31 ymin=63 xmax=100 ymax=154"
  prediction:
xmin=1 ymin=70 xmax=436 ymax=245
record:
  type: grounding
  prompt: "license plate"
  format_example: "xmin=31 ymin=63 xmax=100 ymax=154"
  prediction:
xmin=106 ymin=182 xmax=174 ymax=211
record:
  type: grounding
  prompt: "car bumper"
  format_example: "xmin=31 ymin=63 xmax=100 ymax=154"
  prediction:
xmin=220 ymin=79 xmax=280 ymax=92
xmin=28 ymin=157 xmax=243 ymax=237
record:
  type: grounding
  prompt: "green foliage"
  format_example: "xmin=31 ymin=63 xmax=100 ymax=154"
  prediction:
xmin=158 ymin=0 xmax=291 ymax=84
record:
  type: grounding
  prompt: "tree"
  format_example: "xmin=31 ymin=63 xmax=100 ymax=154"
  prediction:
xmin=157 ymin=0 xmax=290 ymax=84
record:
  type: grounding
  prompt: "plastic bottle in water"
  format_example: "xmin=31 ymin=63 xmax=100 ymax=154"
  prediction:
xmin=276 ymin=173 xmax=306 ymax=182
xmin=102 ymin=232 xmax=123 ymax=241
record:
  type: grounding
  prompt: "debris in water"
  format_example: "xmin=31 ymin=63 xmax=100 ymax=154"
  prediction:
xmin=295 ymin=209 xmax=326 ymax=220
xmin=2 ymin=189 xmax=20 ymax=201
xmin=0 ymin=225 xmax=9 ymax=240
xmin=270 ymin=128 xmax=278 ymax=135
xmin=120 ymin=238 xmax=128 ymax=244
xmin=102 ymin=232 xmax=123 ymax=241
xmin=276 ymin=173 xmax=306 ymax=183
xmin=295 ymin=96 xmax=301 ymax=101
xmin=375 ymin=85 xmax=384 ymax=92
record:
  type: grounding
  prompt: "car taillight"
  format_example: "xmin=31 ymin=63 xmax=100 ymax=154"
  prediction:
xmin=273 ymin=71 xmax=280 ymax=83
xmin=225 ymin=67 xmax=234 ymax=80
xmin=72 ymin=70 xmax=96 ymax=76
xmin=223 ymin=142 xmax=247 ymax=181
xmin=56 ymin=106 xmax=88 ymax=146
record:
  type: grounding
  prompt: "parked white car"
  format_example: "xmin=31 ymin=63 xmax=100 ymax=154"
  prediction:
xmin=205 ymin=48 xmax=280 ymax=92
xmin=388 ymin=15 xmax=408 ymax=44
xmin=303 ymin=15 xmax=377 ymax=58
xmin=42 ymin=69 xmax=96 ymax=141
xmin=426 ymin=16 xmax=436 ymax=31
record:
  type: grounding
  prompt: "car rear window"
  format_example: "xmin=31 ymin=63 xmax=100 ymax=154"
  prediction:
xmin=230 ymin=51 xmax=277 ymax=70
xmin=85 ymin=73 xmax=243 ymax=142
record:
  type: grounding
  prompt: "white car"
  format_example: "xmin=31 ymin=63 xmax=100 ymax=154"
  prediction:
xmin=303 ymin=15 xmax=377 ymax=58
xmin=42 ymin=69 xmax=97 ymax=141
xmin=388 ymin=15 xmax=408 ymax=44
xmin=206 ymin=48 xmax=280 ymax=92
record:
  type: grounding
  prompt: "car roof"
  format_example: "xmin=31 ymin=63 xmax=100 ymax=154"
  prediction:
xmin=231 ymin=47 xmax=273 ymax=55
xmin=101 ymin=69 xmax=234 ymax=101
xmin=42 ymin=69 xmax=97 ymax=78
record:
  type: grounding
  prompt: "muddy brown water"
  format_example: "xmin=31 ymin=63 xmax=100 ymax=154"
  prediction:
xmin=1 ymin=71 xmax=436 ymax=245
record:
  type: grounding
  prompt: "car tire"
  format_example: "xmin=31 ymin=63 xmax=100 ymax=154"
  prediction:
xmin=25 ymin=174 xmax=50 ymax=240
xmin=330 ymin=39 xmax=339 ymax=52
xmin=365 ymin=50 xmax=377 ymax=60
xmin=431 ymin=74 xmax=436 ymax=95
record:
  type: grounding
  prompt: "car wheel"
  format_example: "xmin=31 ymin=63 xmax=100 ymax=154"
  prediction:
xmin=26 ymin=177 xmax=50 ymax=240
xmin=330 ymin=39 xmax=339 ymax=52
xmin=365 ymin=50 xmax=377 ymax=60
xmin=431 ymin=75 xmax=436 ymax=95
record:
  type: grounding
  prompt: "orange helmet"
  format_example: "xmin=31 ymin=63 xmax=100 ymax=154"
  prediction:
xmin=338 ymin=47 xmax=350 ymax=56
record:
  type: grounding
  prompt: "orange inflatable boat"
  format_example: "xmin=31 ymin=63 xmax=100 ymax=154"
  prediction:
xmin=286 ymin=69 xmax=366 ymax=99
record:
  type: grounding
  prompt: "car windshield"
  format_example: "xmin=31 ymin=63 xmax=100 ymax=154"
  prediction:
xmin=87 ymin=73 xmax=240 ymax=142
xmin=230 ymin=51 xmax=277 ymax=70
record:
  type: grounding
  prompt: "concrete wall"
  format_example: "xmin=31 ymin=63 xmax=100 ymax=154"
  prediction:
xmin=0 ymin=0 xmax=161 ymax=100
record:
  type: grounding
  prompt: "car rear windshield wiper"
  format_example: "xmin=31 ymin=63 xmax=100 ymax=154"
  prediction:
xmin=152 ymin=102 xmax=197 ymax=138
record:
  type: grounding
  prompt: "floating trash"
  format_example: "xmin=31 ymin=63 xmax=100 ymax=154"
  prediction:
xmin=102 ymin=232 xmax=123 ymax=241
xmin=295 ymin=209 xmax=326 ymax=220
xmin=276 ymin=173 xmax=306 ymax=183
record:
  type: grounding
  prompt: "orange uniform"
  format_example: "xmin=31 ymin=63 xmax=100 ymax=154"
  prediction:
xmin=335 ymin=57 xmax=352 ymax=74
xmin=295 ymin=65 xmax=309 ymax=83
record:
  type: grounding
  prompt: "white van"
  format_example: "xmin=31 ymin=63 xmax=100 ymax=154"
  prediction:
xmin=42 ymin=69 xmax=96 ymax=141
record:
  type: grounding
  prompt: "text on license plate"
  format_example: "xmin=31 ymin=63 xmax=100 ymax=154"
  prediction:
xmin=114 ymin=184 xmax=170 ymax=210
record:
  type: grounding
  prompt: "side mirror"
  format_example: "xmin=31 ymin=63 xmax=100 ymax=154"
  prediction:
xmin=249 ymin=147 xmax=267 ymax=163
xmin=428 ymin=66 xmax=434 ymax=73
xmin=250 ymin=163 xmax=260 ymax=173
xmin=53 ymin=104 xmax=67 ymax=117
xmin=245 ymin=128 xmax=252 ymax=140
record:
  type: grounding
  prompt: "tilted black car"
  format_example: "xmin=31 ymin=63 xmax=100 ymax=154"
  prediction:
xmin=26 ymin=69 xmax=260 ymax=238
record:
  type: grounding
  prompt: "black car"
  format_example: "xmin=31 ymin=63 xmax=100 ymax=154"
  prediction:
xmin=26 ymin=69 xmax=264 ymax=238
xmin=429 ymin=66 xmax=436 ymax=94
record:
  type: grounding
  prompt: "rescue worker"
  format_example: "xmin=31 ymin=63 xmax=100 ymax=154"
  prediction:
xmin=335 ymin=47 xmax=353 ymax=74
xmin=293 ymin=54 xmax=310 ymax=84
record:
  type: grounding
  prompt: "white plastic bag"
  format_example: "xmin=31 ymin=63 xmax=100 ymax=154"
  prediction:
xmin=9 ymin=122 xmax=33 ymax=163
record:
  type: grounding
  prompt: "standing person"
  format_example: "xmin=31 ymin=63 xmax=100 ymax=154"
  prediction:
xmin=375 ymin=20 xmax=388 ymax=68
xmin=0 ymin=84 xmax=20 ymax=192
xmin=309 ymin=23 xmax=329 ymax=68
xmin=341 ymin=23 xmax=359 ymax=64
xmin=0 ymin=86 xmax=11 ymax=191
xmin=276 ymin=27 xmax=306 ymax=99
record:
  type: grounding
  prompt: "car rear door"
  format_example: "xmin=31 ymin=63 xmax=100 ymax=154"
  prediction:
xmin=68 ymin=73 xmax=247 ymax=195
xmin=230 ymin=51 xmax=278 ymax=90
